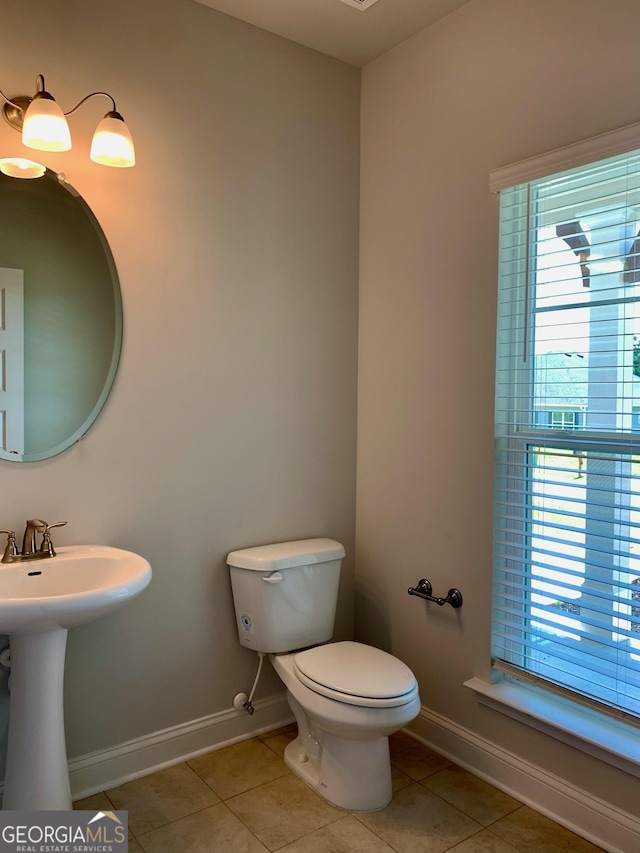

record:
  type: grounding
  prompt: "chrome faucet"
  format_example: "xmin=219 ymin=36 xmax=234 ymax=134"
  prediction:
xmin=0 ymin=519 xmax=67 ymax=564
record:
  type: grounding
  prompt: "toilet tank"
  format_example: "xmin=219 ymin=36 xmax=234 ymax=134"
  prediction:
xmin=227 ymin=538 xmax=345 ymax=653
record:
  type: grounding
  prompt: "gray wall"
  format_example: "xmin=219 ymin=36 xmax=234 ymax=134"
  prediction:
xmin=357 ymin=0 xmax=640 ymax=818
xmin=0 ymin=0 xmax=359 ymax=762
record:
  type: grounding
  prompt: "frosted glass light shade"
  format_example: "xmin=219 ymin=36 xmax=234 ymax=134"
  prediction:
xmin=22 ymin=96 xmax=71 ymax=152
xmin=90 ymin=113 xmax=135 ymax=168
xmin=0 ymin=158 xmax=46 ymax=179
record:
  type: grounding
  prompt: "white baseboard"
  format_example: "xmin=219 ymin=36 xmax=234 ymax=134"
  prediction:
xmin=69 ymin=693 xmax=293 ymax=801
xmin=407 ymin=706 xmax=640 ymax=853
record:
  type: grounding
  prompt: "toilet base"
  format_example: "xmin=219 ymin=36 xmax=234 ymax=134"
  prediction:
xmin=284 ymin=732 xmax=392 ymax=812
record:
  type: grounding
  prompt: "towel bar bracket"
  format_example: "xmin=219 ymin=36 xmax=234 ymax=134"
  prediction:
xmin=408 ymin=578 xmax=463 ymax=609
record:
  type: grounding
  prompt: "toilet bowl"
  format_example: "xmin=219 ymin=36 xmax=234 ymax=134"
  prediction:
xmin=227 ymin=538 xmax=421 ymax=811
xmin=271 ymin=641 xmax=420 ymax=811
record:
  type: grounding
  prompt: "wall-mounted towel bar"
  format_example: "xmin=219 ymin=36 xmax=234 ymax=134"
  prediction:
xmin=408 ymin=578 xmax=463 ymax=608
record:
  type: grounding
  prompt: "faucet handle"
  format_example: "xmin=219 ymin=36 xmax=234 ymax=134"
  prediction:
xmin=0 ymin=530 xmax=18 ymax=563
xmin=39 ymin=521 xmax=67 ymax=557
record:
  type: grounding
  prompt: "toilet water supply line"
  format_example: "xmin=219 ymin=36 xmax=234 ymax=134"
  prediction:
xmin=234 ymin=652 xmax=265 ymax=715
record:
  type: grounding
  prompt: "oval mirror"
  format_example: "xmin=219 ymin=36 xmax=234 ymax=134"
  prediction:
xmin=0 ymin=169 xmax=122 ymax=462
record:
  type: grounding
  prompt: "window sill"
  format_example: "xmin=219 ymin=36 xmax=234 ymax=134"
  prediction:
xmin=464 ymin=676 xmax=640 ymax=779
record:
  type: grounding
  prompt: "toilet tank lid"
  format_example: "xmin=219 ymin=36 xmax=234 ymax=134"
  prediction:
xmin=226 ymin=538 xmax=345 ymax=571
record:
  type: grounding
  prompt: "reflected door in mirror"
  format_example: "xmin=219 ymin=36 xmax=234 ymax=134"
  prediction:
xmin=0 ymin=267 xmax=25 ymax=456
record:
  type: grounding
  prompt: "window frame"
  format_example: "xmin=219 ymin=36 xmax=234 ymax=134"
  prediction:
xmin=483 ymin=121 xmax=640 ymax=765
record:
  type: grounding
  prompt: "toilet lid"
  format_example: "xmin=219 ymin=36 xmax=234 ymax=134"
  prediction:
xmin=293 ymin=641 xmax=417 ymax=707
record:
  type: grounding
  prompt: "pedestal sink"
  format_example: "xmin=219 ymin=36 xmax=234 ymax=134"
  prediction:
xmin=0 ymin=545 xmax=152 ymax=810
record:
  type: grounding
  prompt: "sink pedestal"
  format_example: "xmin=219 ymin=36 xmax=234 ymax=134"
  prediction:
xmin=3 ymin=628 xmax=72 ymax=810
xmin=0 ymin=545 xmax=152 ymax=809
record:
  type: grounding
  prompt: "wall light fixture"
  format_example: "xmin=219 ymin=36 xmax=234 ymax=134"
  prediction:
xmin=0 ymin=74 xmax=135 ymax=178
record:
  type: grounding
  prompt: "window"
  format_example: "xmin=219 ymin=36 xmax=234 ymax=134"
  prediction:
xmin=549 ymin=411 xmax=580 ymax=430
xmin=492 ymin=135 xmax=640 ymax=724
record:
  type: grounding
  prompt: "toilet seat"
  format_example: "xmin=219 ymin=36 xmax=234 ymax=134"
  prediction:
xmin=293 ymin=641 xmax=418 ymax=708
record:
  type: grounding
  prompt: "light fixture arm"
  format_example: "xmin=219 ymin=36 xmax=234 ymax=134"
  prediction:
xmin=0 ymin=87 xmax=24 ymax=112
xmin=64 ymin=90 xmax=118 ymax=119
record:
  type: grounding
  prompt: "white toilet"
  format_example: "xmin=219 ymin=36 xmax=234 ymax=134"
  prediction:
xmin=227 ymin=538 xmax=421 ymax=811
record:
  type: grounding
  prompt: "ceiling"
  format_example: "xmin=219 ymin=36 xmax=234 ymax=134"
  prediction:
xmin=192 ymin=0 xmax=472 ymax=67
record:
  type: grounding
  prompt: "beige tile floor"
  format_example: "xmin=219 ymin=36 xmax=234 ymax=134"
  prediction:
xmin=75 ymin=727 xmax=605 ymax=853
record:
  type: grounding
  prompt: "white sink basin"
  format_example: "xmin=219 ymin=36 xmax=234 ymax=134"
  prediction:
xmin=0 ymin=545 xmax=151 ymax=634
xmin=0 ymin=545 xmax=152 ymax=811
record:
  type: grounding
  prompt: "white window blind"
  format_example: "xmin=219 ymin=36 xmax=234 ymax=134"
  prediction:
xmin=492 ymin=140 xmax=640 ymax=724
